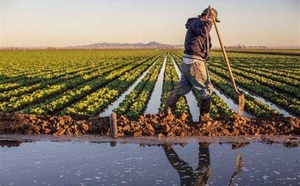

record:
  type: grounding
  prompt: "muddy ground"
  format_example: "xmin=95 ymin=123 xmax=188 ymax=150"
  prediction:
xmin=0 ymin=112 xmax=299 ymax=137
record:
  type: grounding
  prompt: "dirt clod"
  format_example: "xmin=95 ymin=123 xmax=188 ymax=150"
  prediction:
xmin=0 ymin=112 xmax=299 ymax=137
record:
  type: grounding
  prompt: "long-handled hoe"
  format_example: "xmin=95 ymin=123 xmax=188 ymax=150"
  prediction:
xmin=209 ymin=6 xmax=245 ymax=116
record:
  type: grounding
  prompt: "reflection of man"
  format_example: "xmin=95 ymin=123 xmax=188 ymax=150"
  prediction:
xmin=163 ymin=142 xmax=211 ymax=185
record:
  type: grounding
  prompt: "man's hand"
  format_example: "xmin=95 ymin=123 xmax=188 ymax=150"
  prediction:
xmin=208 ymin=8 xmax=216 ymax=21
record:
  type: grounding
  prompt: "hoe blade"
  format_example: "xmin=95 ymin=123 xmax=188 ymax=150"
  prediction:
xmin=238 ymin=94 xmax=245 ymax=116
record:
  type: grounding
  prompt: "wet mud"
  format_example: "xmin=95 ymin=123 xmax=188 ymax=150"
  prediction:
xmin=0 ymin=112 xmax=299 ymax=137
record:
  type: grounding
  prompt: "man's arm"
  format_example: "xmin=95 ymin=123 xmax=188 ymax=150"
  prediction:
xmin=191 ymin=9 xmax=216 ymax=38
xmin=191 ymin=20 xmax=213 ymax=38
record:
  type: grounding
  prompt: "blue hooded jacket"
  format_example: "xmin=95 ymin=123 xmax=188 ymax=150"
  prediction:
xmin=184 ymin=17 xmax=213 ymax=60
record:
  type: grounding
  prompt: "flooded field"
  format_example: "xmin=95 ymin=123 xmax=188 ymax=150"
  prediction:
xmin=1 ymin=135 xmax=299 ymax=186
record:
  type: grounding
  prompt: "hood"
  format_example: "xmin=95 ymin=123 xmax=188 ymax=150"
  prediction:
xmin=185 ymin=17 xmax=198 ymax=29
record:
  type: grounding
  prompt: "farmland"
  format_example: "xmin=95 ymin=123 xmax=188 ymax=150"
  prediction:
xmin=0 ymin=49 xmax=299 ymax=120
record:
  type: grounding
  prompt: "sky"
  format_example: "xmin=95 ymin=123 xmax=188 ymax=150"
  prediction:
xmin=0 ymin=0 xmax=299 ymax=47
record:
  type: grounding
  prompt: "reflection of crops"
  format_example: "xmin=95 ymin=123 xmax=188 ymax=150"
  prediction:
xmin=0 ymin=50 xmax=299 ymax=118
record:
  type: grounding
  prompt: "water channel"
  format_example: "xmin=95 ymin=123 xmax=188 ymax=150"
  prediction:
xmin=237 ymin=86 xmax=295 ymax=117
xmin=100 ymin=54 xmax=291 ymax=120
xmin=100 ymin=58 xmax=160 ymax=117
xmin=144 ymin=56 xmax=167 ymax=114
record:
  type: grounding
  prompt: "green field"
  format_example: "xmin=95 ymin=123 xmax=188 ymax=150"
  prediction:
xmin=0 ymin=49 xmax=299 ymax=118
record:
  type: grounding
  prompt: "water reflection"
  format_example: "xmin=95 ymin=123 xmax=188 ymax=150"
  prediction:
xmin=228 ymin=153 xmax=243 ymax=186
xmin=1 ymin=136 xmax=299 ymax=186
xmin=163 ymin=142 xmax=211 ymax=186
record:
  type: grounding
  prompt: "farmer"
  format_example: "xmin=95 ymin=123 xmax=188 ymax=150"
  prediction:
xmin=163 ymin=7 xmax=220 ymax=120
xmin=163 ymin=142 xmax=211 ymax=185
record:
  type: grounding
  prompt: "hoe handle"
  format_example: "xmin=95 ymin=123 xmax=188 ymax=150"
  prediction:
xmin=208 ymin=6 xmax=242 ymax=96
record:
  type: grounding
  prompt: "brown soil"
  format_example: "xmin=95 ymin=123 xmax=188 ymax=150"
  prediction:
xmin=0 ymin=112 xmax=299 ymax=137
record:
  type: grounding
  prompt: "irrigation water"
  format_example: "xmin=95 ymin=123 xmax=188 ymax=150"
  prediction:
xmin=144 ymin=56 xmax=167 ymax=115
xmin=1 ymin=135 xmax=299 ymax=186
xmin=100 ymin=59 xmax=159 ymax=117
xmin=237 ymin=86 xmax=295 ymax=117
xmin=213 ymin=87 xmax=253 ymax=118
xmin=100 ymin=54 xmax=253 ymax=120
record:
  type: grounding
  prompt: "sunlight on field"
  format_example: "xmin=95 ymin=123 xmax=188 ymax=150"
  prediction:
xmin=0 ymin=49 xmax=299 ymax=118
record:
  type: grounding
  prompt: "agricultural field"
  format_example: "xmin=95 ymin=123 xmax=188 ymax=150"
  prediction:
xmin=0 ymin=49 xmax=299 ymax=120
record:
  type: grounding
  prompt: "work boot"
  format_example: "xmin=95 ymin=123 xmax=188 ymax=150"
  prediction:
xmin=163 ymin=93 xmax=181 ymax=116
xmin=199 ymin=97 xmax=211 ymax=122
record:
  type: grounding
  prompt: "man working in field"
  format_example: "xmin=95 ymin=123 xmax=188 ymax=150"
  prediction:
xmin=164 ymin=7 xmax=220 ymax=121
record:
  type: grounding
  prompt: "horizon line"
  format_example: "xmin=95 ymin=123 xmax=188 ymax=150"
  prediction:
xmin=1 ymin=41 xmax=300 ymax=49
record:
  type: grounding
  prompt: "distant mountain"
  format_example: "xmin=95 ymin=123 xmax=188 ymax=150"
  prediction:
xmin=69 ymin=41 xmax=183 ymax=49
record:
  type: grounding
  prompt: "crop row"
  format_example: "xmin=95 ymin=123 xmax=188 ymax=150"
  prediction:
xmin=0 ymin=63 xmax=106 ymax=101
xmin=210 ymin=59 xmax=299 ymax=88
xmin=221 ymin=49 xmax=300 ymax=56
xmin=209 ymin=63 xmax=300 ymax=99
xmin=1 ymin=49 xmax=297 ymax=119
xmin=212 ymin=60 xmax=300 ymax=81
xmin=0 ymin=52 xmax=155 ymax=92
xmin=209 ymin=52 xmax=300 ymax=78
xmin=171 ymin=51 xmax=287 ymax=117
xmin=232 ymin=65 xmax=299 ymax=88
xmin=0 ymin=62 xmax=87 ymax=87
xmin=61 ymin=55 xmax=162 ymax=116
xmin=0 ymin=50 xmax=159 ymax=87
xmin=209 ymin=65 xmax=300 ymax=116
xmin=0 ymin=53 xmax=161 ymax=114
xmin=0 ymin=51 xmax=95 ymax=81
xmin=172 ymin=50 xmax=299 ymax=117
xmin=216 ymin=51 xmax=300 ymax=65
xmin=210 ymin=72 xmax=282 ymax=117
xmin=253 ymin=68 xmax=300 ymax=81
xmin=114 ymin=55 xmax=165 ymax=118
xmin=22 ymin=54 xmax=161 ymax=116
xmin=0 ymin=57 xmax=151 ymax=100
